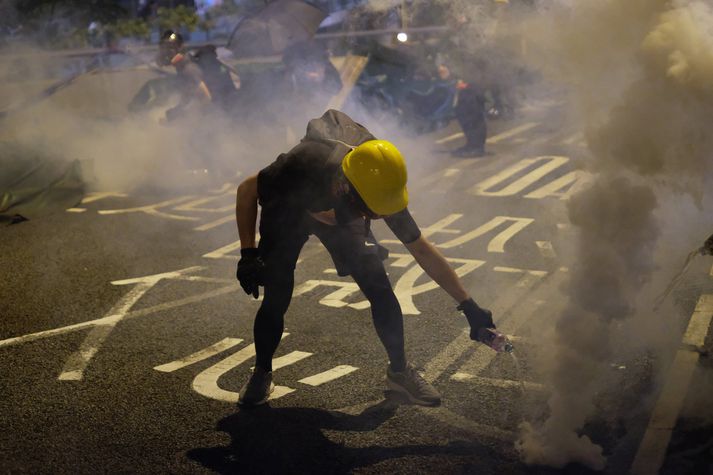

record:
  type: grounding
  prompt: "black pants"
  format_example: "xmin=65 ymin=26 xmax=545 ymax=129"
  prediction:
xmin=254 ymin=216 xmax=406 ymax=372
xmin=455 ymin=86 xmax=487 ymax=152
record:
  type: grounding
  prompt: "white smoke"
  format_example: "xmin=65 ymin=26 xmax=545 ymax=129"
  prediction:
xmin=515 ymin=0 xmax=713 ymax=470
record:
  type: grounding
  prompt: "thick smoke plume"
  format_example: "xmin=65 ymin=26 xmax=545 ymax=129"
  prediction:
xmin=515 ymin=0 xmax=713 ymax=470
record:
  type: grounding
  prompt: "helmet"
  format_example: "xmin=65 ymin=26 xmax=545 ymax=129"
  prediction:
xmin=341 ymin=140 xmax=408 ymax=216
xmin=157 ymin=30 xmax=184 ymax=66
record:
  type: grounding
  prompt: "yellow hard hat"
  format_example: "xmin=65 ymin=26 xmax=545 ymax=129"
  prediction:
xmin=342 ymin=140 xmax=408 ymax=216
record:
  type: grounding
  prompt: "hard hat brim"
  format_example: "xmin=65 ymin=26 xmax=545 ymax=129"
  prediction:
xmin=359 ymin=185 xmax=409 ymax=216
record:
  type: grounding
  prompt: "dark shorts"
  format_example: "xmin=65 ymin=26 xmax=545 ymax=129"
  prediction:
xmin=311 ymin=218 xmax=389 ymax=277
xmin=258 ymin=214 xmax=389 ymax=278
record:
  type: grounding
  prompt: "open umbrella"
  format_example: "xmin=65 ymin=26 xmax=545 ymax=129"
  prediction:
xmin=228 ymin=0 xmax=327 ymax=58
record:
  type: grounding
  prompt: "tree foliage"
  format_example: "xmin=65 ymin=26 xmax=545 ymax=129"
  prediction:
xmin=157 ymin=4 xmax=198 ymax=33
xmin=16 ymin=0 xmax=127 ymax=24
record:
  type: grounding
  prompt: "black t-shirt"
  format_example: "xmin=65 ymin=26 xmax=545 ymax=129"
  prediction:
xmin=257 ymin=110 xmax=421 ymax=244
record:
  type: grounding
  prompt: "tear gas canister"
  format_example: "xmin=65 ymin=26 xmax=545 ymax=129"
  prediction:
xmin=477 ymin=328 xmax=514 ymax=353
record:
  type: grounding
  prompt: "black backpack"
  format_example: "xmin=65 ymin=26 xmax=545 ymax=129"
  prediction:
xmin=302 ymin=109 xmax=376 ymax=166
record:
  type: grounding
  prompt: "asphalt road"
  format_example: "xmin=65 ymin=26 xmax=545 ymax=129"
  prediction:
xmin=2 ymin=103 xmax=712 ymax=474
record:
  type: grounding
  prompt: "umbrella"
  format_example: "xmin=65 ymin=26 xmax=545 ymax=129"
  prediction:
xmin=228 ymin=0 xmax=328 ymax=58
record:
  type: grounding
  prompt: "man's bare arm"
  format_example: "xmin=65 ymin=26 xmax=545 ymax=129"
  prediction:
xmin=236 ymin=174 xmax=259 ymax=249
xmin=404 ymin=235 xmax=470 ymax=303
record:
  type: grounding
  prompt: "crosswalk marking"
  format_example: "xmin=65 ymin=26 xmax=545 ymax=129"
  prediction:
xmin=299 ymin=365 xmax=359 ymax=386
xmin=154 ymin=338 xmax=243 ymax=373
xmin=469 ymin=156 xmax=569 ymax=197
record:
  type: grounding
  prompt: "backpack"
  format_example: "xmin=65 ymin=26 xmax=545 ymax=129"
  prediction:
xmin=302 ymin=109 xmax=376 ymax=166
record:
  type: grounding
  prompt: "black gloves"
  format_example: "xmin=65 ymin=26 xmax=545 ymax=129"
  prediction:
xmin=236 ymin=248 xmax=264 ymax=299
xmin=702 ymin=233 xmax=713 ymax=256
xmin=457 ymin=298 xmax=495 ymax=341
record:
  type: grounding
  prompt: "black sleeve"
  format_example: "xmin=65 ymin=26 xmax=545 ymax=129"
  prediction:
xmin=384 ymin=208 xmax=421 ymax=244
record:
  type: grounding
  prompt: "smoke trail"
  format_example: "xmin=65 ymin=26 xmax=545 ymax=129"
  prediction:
xmin=515 ymin=0 xmax=713 ymax=469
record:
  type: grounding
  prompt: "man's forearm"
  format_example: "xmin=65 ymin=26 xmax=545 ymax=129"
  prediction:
xmin=236 ymin=174 xmax=259 ymax=248
xmin=405 ymin=236 xmax=469 ymax=303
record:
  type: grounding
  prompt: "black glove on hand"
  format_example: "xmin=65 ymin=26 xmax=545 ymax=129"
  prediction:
xmin=457 ymin=298 xmax=495 ymax=341
xmin=703 ymin=233 xmax=713 ymax=256
xmin=236 ymin=248 xmax=264 ymax=299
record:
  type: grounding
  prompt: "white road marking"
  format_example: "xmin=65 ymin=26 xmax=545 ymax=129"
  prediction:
xmin=58 ymin=266 xmax=206 ymax=381
xmin=381 ymin=213 xmax=461 ymax=245
xmin=535 ymin=241 xmax=557 ymax=259
xmin=202 ymin=236 xmax=260 ymax=260
xmin=487 ymin=122 xmax=540 ymax=144
xmin=0 ymin=283 xmax=236 ymax=349
xmin=392 ymin=256 xmax=485 ymax=315
xmin=299 ymin=365 xmax=359 ymax=386
xmin=436 ymin=216 xmax=534 ymax=252
xmin=194 ymin=215 xmax=234 ymax=231
xmin=435 ymin=131 xmax=465 ymax=145
xmin=272 ymin=351 xmax=313 ymax=370
xmin=192 ymin=343 xmax=257 ymax=403
xmin=451 ymin=372 xmax=545 ymax=392
xmin=435 ymin=122 xmax=539 ymax=145
xmin=293 ymin=280 xmax=361 ymax=309
xmin=98 ymin=196 xmax=199 ymax=221
xmin=493 ymin=266 xmax=548 ymax=287
xmin=80 ymin=192 xmax=128 ymax=204
xmin=444 ymin=168 xmax=459 ymax=177
xmin=682 ymin=294 xmax=713 ymax=348
xmin=469 ymin=156 xmax=570 ymax=197
xmin=66 ymin=208 xmax=86 ymax=213
xmin=191 ymin=336 xmax=296 ymax=403
xmin=153 ymin=338 xmax=244 ymax=373
xmin=172 ymin=275 xmax=235 ymax=284
xmin=524 ymin=170 xmax=591 ymax=200
xmin=295 ymin=254 xmax=485 ymax=315
xmin=173 ymin=195 xmax=233 ymax=213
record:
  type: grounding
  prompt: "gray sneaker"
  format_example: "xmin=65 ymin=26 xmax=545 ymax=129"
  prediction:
xmin=238 ymin=367 xmax=275 ymax=406
xmin=386 ymin=364 xmax=441 ymax=406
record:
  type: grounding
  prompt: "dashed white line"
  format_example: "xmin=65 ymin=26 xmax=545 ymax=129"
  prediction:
xmin=272 ymin=351 xmax=313 ymax=370
xmin=299 ymin=365 xmax=359 ymax=386
xmin=154 ymin=338 xmax=244 ymax=373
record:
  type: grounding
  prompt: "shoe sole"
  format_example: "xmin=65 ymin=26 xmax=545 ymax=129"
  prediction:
xmin=238 ymin=382 xmax=275 ymax=406
xmin=386 ymin=378 xmax=441 ymax=406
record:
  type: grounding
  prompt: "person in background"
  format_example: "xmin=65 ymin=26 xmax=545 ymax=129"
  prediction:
xmin=436 ymin=59 xmax=488 ymax=158
xmin=156 ymin=30 xmax=241 ymax=122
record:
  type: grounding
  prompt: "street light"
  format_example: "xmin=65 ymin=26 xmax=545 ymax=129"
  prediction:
xmin=396 ymin=32 xmax=408 ymax=43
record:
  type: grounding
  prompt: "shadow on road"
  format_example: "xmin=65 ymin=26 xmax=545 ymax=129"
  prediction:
xmin=187 ymin=395 xmax=489 ymax=474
